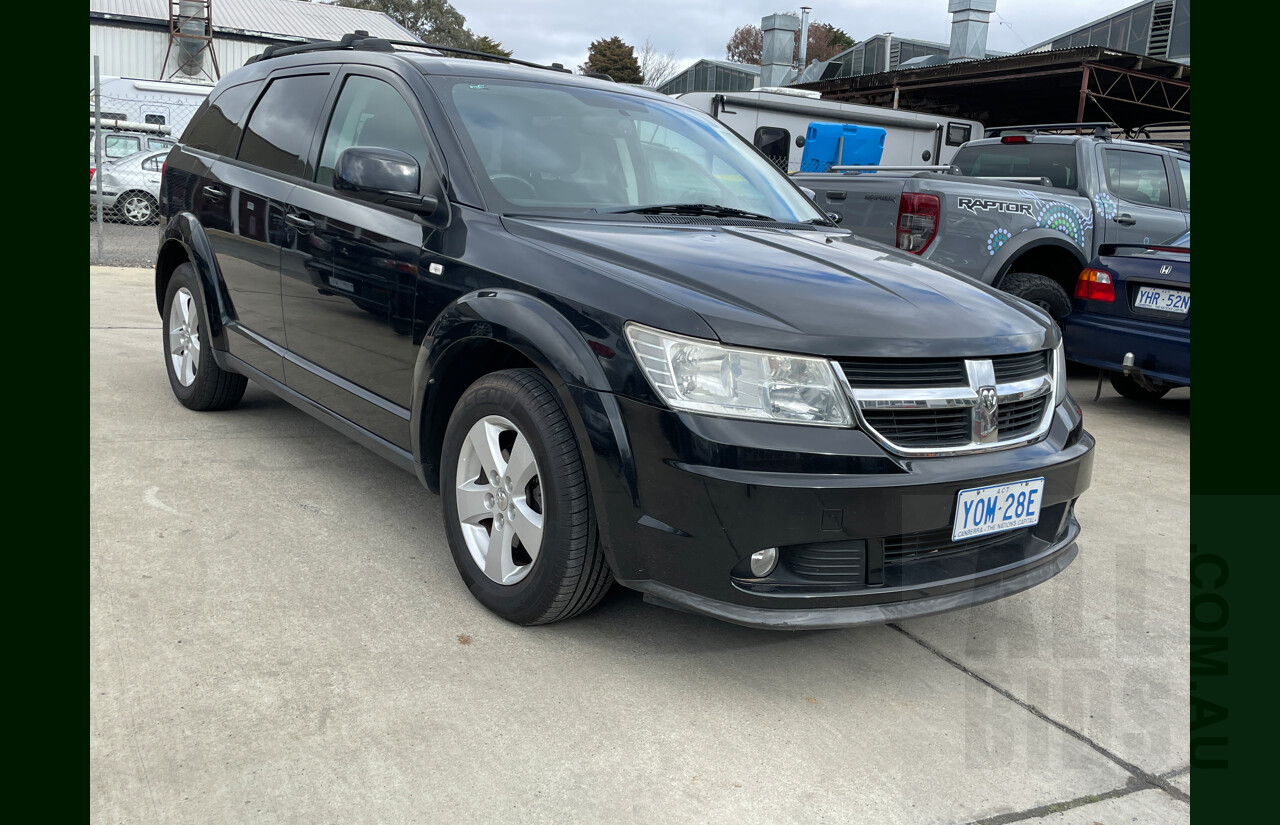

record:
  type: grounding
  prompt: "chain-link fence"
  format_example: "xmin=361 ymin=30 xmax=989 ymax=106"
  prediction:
xmin=91 ymin=57 xmax=209 ymax=263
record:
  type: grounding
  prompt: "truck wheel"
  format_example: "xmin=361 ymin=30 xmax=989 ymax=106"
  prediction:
xmin=162 ymin=263 xmax=248 ymax=410
xmin=1108 ymin=372 xmax=1171 ymax=401
xmin=1001 ymin=272 xmax=1072 ymax=322
xmin=441 ymin=369 xmax=614 ymax=625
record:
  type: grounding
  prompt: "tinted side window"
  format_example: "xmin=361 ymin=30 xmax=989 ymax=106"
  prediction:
xmin=316 ymin=75 xmax=432 ymax=186
xmin=753 ymin=126 xmax=790 ymax=170
xmin=183 ymin=81 xmax=262 ymax=155
xmin=238 ymin=74 xmax=332 ymax=177
xmin=1104 ymin=149 xmax=1172 ymax=208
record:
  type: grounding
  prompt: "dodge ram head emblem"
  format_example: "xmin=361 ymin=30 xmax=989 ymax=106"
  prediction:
xmin=976 ymin=386 xmax=999 ymax=442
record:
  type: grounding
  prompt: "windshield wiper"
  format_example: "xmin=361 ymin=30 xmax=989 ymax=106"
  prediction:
xmin=603 ymin=203 xmax=778 ymax=221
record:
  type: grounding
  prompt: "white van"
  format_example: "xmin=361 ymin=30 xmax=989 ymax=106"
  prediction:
xmin=90 ymin=77 xmax=214 ymax=139
xmin=675 ymin=90 xmax=984 ymax=171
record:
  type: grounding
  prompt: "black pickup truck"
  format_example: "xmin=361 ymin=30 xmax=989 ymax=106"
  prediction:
xmin=154 ymin=35 xmax=1093 ymax=629
xmin=794 ymin=131 xmax=1190 ymax=321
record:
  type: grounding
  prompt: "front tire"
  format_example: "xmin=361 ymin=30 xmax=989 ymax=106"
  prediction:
xmin=162 ymin=263 xmax=247 ymax=411
xmin=441 ymin=369 xmax=613 ymax=625
xmin=1001 ymin=272 xmax=1072 ymax=322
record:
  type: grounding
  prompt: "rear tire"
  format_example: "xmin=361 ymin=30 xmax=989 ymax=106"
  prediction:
xmin=162 ymin=263 xmax=247 ymax=411
xmin=1109 ymin=371 xmax=1172 ymax=401
xmin=441 ymin=369 xmax=613 ymax=625
xmin=1001 ymin=272 xmax=1072 ymax=322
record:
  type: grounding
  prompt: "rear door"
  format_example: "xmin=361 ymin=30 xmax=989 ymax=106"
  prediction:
xmin=1098 ymin=146 xmax=1187 ymax=247
xmin=204 ymin=69 xmax=335 ymax=381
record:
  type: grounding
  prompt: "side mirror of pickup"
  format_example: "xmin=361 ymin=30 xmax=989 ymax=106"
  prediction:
xmin=334 ymin=147 xmax=446 ymax=224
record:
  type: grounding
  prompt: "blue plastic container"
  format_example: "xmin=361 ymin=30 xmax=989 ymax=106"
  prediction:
xmin=799 ymin=122 xmax=887 ymax=172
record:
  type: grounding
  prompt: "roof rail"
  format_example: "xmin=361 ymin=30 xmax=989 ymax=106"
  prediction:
xmin=246 ymin=31 xmax=572 ymax=74
xmin=985 ymin=122 xmax=1118 ymax=137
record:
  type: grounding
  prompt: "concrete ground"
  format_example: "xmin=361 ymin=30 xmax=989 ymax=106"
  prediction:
xmin=90 ymin=265 xmax=1190 ymax=824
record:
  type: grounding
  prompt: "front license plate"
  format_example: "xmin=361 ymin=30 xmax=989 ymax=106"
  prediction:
xmin=952 ymin=478 xmax=1045 ymax=541
xmin=1134 ymin=285 xmax=1190 ymax=314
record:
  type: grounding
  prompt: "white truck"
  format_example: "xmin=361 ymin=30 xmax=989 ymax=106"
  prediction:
xmin=674 ymin=89 xmax=984 ymax=172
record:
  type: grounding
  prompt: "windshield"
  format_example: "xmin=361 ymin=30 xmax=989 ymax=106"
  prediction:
xmin=430 ymin=77 xmax=825 ymax=223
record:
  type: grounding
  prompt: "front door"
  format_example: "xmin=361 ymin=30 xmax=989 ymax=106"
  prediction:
xmin=281 ymin=70 xmax=449 ymax=450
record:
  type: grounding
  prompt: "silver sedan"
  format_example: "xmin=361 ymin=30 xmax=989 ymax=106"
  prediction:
xmin=90 ymin=149 xmax=168 ymax=226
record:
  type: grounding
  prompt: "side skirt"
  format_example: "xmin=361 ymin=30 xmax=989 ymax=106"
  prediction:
xmin=221 ymin=352 xmax=424 ymax=482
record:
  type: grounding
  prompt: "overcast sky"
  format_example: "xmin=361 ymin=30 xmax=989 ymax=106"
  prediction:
xmin=454 ymin=0 xmax=1138 ymax=71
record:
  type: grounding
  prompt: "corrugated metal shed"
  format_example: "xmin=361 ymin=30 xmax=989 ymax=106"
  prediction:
xmin=90 ymin=0 xmax=418 ymax=44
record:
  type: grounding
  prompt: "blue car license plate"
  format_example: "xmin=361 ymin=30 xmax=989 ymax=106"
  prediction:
xmin=1134 ymin=286 xmax=1190 ymax=314
xmin=953 ymin=478 xmax=1045 ymax=540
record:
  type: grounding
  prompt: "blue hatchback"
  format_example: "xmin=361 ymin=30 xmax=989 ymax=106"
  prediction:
xmin=1062 ymin=232 xmax=1190 ymax=400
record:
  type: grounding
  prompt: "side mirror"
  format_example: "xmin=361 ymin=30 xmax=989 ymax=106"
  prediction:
xmin=826 ymin=211 xmax=843 ymax=225
xmin=799 ymin=186 xmax=817 ymax=200
xmin=334 ymin=146 xmax=443 ymax=221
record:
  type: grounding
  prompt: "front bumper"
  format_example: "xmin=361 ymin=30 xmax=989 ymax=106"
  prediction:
xmin=572 ymin=388 xmax=1094 ymax=629
xmin=1063 ymin=311 xmax=1190 ymax=386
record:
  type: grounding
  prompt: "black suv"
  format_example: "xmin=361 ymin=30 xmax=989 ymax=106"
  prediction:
xmin=156 ymin=35 xmax=1094 ymax=629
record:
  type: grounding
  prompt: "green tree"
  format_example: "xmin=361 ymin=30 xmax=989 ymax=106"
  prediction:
xmin=337 ymin=0 xmax=477 ymax=50
xmin=581 ymin=36 xmax=643 ymax=84
xmin=472 ymin=35 xmax=513 ymax=58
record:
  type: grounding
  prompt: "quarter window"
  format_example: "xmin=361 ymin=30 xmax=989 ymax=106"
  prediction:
xmin=183 ymin=80 xmax=262 ymax=156
xmin=141 ymin=154 xmax=166 ymax=172
xmin=238 ymin=74 xmax=333 ymax=177
xmin=317 ymin=75 xmax=432 ymax=186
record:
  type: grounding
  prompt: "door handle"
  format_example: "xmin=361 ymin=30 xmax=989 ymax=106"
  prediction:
xmin=1114 ymin=213 xmax=1136 ymax=226
xmin=285 ymin=213 xmax=315 ymax=232
xmin=201 ymin=185 xmax=225 ymax=200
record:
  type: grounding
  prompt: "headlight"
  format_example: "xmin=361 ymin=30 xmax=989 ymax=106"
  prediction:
xmin=1053 ymin=340 xmax=1068 ymax=407
xmin=624 ymin=323 xmax=854 ymax=426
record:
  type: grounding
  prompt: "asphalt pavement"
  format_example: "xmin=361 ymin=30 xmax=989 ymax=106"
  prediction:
xmin=90 ymin=220 xmax=159 ymax=269
xmin=90 ymin=265 xmax=1191 ymax=825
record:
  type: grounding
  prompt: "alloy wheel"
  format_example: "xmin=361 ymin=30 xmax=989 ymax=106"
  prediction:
xmin=454 ymin=415 xmax=545 ymax=585
xmin=167 ymin=287 xmax=200 ymax=387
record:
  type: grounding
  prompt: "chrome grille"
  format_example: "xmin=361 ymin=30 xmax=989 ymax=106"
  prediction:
xmin=992 ymin=351 xmax=1050 ymax=383
xmin=839 ymin=358 xmax=967 ymax=388
xmin=861 ymin=408 xmax=970 ymax=446
xmin=835 ymin=350 xmax=1056 ymax=454
xmin=997 ymin=396 xmax=1050 ymax=440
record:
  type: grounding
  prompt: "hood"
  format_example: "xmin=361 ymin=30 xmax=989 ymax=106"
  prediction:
xmin=504 ymin=217 xmax=1054 ymax=357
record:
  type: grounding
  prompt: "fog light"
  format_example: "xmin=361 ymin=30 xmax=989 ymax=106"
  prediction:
xmin=749 ymin=547 xmax=779 ymax=577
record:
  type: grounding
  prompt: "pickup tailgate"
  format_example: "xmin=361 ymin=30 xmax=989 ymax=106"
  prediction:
xmin=792 ymin=172 xmax=907 ymax=247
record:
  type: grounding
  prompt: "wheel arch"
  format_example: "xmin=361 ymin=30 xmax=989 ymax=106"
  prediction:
xmin=155 ymin=213 xmax=234 ymax=353
xmin=984 ymin=231 xmax=1088 ymax=298
xmin=411 ymin=290 xmax=628 ymax=499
